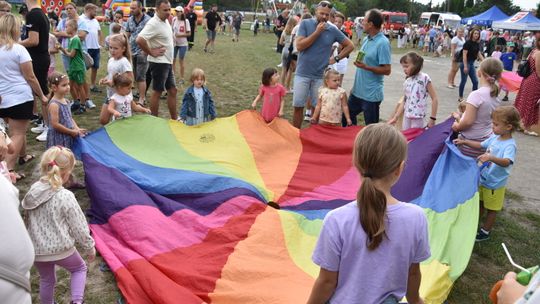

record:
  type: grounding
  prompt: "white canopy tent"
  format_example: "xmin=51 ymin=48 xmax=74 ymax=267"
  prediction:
xmin=492 ymin=11 xmax=540 ymax=31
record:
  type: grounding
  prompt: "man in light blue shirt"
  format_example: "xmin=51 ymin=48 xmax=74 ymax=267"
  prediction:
xmin=346 ymin=9 xmax=391 ymax=126
xmin=292 ymin=1 xmax=353 ymax=128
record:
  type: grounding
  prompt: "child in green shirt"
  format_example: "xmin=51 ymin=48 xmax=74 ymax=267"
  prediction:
xmin=58 ymin=19 xmax=87 ymax=113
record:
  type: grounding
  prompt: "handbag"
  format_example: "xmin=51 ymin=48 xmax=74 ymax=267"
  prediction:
xmin=83 ymin=51 xmax=94 ymax=70
xmin=517 ymin=59 xmax=531 ymax=78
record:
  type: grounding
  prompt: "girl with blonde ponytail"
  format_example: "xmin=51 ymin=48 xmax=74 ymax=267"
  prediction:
xmin=452 ymin=58 xmax=503 ymax=158
xmin=22 ymin=146 xmax=95 ymax=304
xmin=308 ymin=124 xmax=430 ymax=304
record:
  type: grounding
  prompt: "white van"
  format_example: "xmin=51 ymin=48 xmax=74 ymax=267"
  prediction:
xmin=419 ymin=12 xmax=461 ymax=29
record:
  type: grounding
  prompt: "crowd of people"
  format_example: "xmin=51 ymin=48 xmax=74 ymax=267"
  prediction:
xmin=0 ymin=0 xmax=539 ymax=303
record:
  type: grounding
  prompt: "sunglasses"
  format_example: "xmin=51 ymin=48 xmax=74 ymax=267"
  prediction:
xmin=318 ymin=1 xmax=333 ymax=8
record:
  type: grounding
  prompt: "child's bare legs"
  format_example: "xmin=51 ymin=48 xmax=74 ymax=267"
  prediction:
xmin=73 ymin=83 xmax=85 ymax=104
xmin=82 ymin=82 xmax=89 ymax=105
xmin=69 ymin=80 xmax=80 ymax=101
xmin=482 ymin=210 xmax=497 ymax=231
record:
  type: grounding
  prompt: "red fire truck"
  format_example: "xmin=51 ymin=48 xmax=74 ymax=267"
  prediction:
xmin=381 ymin=11 xmax=408 ymax=30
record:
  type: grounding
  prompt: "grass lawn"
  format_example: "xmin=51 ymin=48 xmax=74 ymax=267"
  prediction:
xmin=14 ymin=24 xmax=538 ymax=304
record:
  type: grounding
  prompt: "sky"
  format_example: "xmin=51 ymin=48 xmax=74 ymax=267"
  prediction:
xmin=415 ymin=0 xmax=537 ymax=10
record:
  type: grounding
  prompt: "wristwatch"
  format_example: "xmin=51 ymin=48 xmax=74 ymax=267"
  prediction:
xmin=334 ymin=55 xmax=340 ymax=62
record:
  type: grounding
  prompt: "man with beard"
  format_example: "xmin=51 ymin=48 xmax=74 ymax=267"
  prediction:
xmin=137 ymin=0 xmax=177 ymax=120
xmin=126 ymin=0 xmax=151 ymax=105
xmin=186 ymin=5 xmax=197 ymax=50
xmin=20 ymin=0 xmax=50 ymax=142
xmin=291 ymin=1 xmax=353 ymax=128
xmin=80 ymin=3 xmax=102 ymax=103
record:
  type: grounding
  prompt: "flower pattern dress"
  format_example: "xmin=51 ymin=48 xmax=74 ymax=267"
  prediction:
xmin=319 ymin=87 xmax=347 ymax=124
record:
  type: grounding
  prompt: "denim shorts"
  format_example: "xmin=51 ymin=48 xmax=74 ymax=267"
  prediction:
xmin=292 ymin=75 xmax=322 ymax=108
xmin=173 ymin=46 xmax=188 ymax=59
xmin=132 ymin=53 xmax=149 ymax=82
xmin=87 ymin=48 xmax=100 ymax=69
xmin=206 ymin=30 xmax=217 ymax=40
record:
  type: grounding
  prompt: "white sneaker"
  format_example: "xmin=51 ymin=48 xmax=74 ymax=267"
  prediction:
xmin=277 ymin=63 xmax=283 ymax=68
xmin=0 ymin=118 xmax=7 ymax=132
xmin=86 ymin=99 xmax=96 ymax=109
xmin=36 ymin=127 xmax=48 ymax=142
xmin=31 ymin=123 xmax=46 ymax=134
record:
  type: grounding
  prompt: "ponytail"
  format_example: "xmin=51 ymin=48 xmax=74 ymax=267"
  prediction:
xmin=489 ymin=81 xmax=499 ymax=98
xmin=479 ymin=58 xmax=503 ymax=97
xmin=46 ymin=161 xmax=64 ymax=189
xmin=358 ymin=176 xmax=388 ymax=250
xmin=353 ymin=124 xmax=408 ymax=251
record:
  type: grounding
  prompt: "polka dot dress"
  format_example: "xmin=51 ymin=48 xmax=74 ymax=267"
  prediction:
xmin=515 ymin=49 xmax=540 ymax=128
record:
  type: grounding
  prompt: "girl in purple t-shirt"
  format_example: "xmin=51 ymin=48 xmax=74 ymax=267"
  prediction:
xmin=452 ymin=58 xmax=503 ymax=157
xmin=307 ymin=124 xmax=430 ymax=304
xmin=251 ymin=68 xmax=286 ymax=123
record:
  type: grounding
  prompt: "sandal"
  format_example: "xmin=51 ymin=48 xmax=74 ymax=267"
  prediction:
xmin=524 ymin=130 xmax=539 ymax=137
xmin=9 ymin=170 xmax=25 ymax=182
xmin=18 ymin=154 xmax=35 ymax=165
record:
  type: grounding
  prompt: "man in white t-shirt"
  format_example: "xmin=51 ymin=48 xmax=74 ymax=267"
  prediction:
xmin=80 ymin=3 xmax=102 ymax=97
xmin=136 ymin=0 xmax=177 ymax=120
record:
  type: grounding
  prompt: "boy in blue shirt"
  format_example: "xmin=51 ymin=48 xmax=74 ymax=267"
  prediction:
xmin=500 ymin=42 xmax=517 ymax=101
xmin=454 ymin=106 xmax=520 ymax=241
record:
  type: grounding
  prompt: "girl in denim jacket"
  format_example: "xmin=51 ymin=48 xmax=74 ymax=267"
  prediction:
xmin=179 ymin=68 xmax=217 ymax=126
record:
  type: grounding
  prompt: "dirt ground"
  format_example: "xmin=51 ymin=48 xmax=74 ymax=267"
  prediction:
xmin=342 ymin=52 xmax=539 ymax=213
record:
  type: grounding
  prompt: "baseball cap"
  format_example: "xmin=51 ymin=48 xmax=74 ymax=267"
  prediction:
xmin=175 ymin=6 xmax=183 ymax=12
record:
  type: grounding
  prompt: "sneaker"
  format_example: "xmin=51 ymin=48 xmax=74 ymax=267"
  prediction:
xmin=31 ymin=115 xmax=42 ymax=125
xmin=502 ymin=96 xmax=509 ymax=101
xmin=31 ymin=123 xmax=46 ymax=134
xmin=475 ymin=229 xmax=490 ymax=242
xmin=277 ymin=63 xmax=283 ymax=68
xmin=71 ymin=100 xmax=81 ymax=112
xmin=0 ymin=118 xmax=7 ymax=131
xmin=86 ymin=99 xmax=96 ymax=109
xmin=36 ymin=127 xmax=48 ymax=142
xmin=303 ymin=114 xmax=311 ymax=122
xmin=74 ymin=104 xmax=86 ymax=115
xmin=90 ymin=86 xmax=102 ymax=93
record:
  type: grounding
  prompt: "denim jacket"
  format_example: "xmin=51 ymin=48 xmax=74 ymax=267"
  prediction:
xmin=179 ymin=85 xmax=217 ymax=120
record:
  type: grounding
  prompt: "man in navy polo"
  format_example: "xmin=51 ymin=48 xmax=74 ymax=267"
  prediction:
xmin=346 ymin=9 xmax=391 ymax=126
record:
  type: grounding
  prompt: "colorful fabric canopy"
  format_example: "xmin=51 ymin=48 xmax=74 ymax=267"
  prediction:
xmin=74 ymin=111 xmax=479 ymax=304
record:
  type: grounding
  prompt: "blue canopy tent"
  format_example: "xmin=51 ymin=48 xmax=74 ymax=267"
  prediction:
xmin=492 ymin=11 xmax=540 ymax=31
xmin=461 ymin=6 xmax=509 ymax=27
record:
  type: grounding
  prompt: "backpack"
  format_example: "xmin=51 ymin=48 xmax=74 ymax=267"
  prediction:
xmin=517 ymin=60 xmax=531 ymax=78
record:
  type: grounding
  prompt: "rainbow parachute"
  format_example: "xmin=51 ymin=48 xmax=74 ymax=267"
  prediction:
xmin=74 ymin=111 xmax=479 ymax=304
